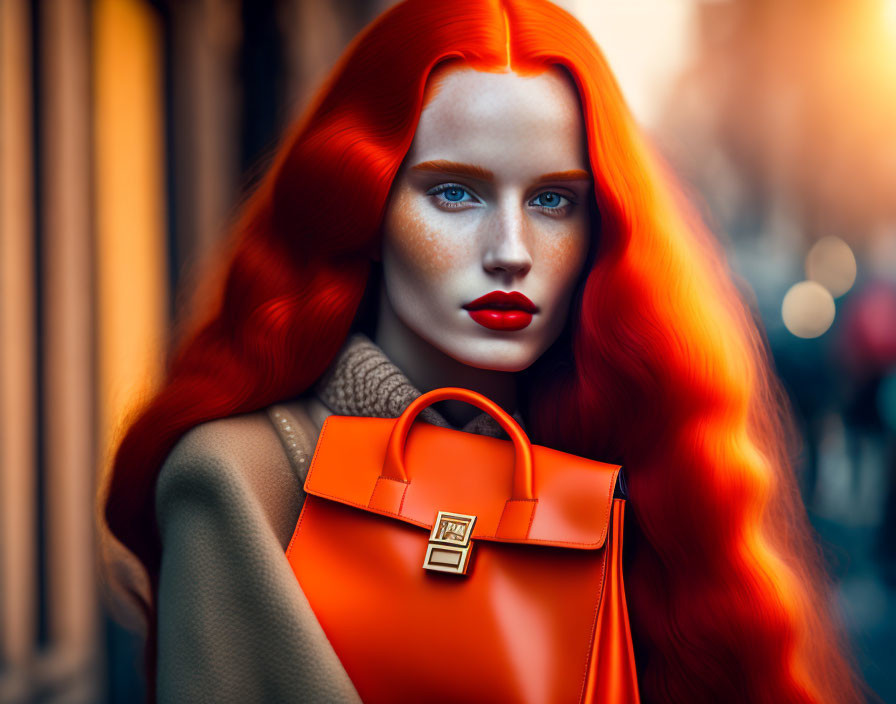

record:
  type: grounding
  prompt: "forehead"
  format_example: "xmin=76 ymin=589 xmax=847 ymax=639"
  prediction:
xmin=407 ymin=67 xmax=589 ymax=173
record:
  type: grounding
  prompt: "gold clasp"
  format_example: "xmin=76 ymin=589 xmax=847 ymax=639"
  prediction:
xmin=423 ymin=511 xmax=477 ymax=575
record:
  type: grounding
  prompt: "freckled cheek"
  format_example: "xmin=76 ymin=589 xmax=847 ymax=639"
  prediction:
xmin=538 ymin=226 xmax=590 ymax=292
xmin=383 ymin=192 xmax=462 ymax=281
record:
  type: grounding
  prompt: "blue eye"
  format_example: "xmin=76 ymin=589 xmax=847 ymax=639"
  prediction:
xmin=427 ymin=183 xmax=478 ymax=207
xmin=443 ymin=187 xmax=467 ymax=202
xmin=531 ymin=191 xmax=568 ymax=209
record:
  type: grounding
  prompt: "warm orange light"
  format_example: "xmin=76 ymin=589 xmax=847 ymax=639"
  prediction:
xmin=884 ymin=0 xmax=896 ymax=37
xmin=93 ymin=0 xmax=168 ymax=473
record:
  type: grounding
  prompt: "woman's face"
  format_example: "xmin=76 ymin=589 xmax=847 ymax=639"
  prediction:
xmin=380 ymin=67 xmax=592 ymax=372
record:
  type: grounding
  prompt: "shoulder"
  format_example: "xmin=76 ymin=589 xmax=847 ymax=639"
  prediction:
xmin=155 ymin=403 xmax=319 ymax=549
xmin=156 ymin=411 xmax=286 ymax=506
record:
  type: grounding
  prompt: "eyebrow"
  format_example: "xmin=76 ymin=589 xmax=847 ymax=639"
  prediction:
xmin=411 ymin=160 xmax=494 ymax=181
xmin=410 ymin=160 xmax=591 ymax=184
xmin=536 ymin=170 xmax=591 ymax=184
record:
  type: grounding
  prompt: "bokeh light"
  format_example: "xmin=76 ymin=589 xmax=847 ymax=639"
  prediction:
xmin=782 ymin=281 xmax=836 ymax=338
xmin=805 ymin=236 xmax=857 ymax=297
xmin=846 ymin=281 xmax=896 ymax=367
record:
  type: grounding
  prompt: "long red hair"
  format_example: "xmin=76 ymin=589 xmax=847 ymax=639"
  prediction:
xmin=103 ymin=0 xmax=862 ymax=701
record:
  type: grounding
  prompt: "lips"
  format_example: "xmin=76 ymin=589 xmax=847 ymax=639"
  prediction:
xmin=463 ymin=291 xmax=538 ymax=313
xmin=462 ymin=291 xmax=538 ymax=331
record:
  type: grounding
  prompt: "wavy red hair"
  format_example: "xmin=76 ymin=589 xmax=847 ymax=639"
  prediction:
xmin=103 ymin=0 xmax=863 ymax=701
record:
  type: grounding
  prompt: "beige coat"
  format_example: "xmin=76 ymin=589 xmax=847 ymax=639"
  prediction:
xmin=154 ymin=333 xmax=518 ymax=703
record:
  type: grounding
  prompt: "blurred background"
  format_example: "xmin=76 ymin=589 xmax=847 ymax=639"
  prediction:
xmin=1 ymin=0 xmax=894 ymax=701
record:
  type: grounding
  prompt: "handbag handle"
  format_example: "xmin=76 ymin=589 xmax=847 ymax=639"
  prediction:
xmin=382 ymin=387 xmax=534 ymax=501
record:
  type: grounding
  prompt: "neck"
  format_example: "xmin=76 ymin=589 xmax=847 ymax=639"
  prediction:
xmin=374 ymin=285 xmax=517 ymax=427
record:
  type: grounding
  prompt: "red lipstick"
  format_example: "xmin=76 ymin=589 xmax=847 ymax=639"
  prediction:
xmin=462 ymin=291 xmax=538 ymax=331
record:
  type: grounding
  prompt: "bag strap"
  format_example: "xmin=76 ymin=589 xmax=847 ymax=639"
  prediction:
xmin=382 ymin=387 xmax=535 ymax=501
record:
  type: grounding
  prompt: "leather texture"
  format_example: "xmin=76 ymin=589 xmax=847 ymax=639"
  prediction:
xmin=285 ymin=387 xmax=641 ymax=703
xmin=303 ymin=414 xmax=619 ymax=547
xmin=585 ymin=499 xmax=641 ymax=703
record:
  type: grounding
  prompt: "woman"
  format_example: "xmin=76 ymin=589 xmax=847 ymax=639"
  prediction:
xmin=102 ymin=0 xmax=863 ymax=702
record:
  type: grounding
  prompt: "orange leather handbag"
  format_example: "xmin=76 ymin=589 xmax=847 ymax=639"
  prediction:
xmin=285 ymin=387 xmax=640 ymax=703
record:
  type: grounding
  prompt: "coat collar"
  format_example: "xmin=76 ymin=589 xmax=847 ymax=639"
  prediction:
xmin=312 ymin=332 xmax=524 ymax=439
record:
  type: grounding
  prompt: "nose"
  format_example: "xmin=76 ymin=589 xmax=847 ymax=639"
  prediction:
xmin=482 ymin=205 xmax=533 ymax=278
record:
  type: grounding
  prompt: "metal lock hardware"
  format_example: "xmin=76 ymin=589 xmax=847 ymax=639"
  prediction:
xmin=423 ymin=511 xmax=477 ymax=575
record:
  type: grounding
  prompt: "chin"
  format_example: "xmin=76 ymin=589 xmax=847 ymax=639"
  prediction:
xmin=437 ymin=335 xmax=545 ymax=373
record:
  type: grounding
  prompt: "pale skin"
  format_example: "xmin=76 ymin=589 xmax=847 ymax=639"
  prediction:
xmin=375 ymin=67 xmax=592 ymax=427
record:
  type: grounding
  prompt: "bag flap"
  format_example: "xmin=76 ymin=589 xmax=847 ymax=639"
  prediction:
xmin=303 ymin=415 xmax=620 ymax=549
